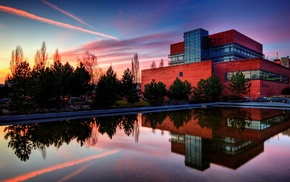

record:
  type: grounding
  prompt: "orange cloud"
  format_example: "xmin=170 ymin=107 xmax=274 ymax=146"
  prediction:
xmin=0 ymin=5 xmax=118 ymax=40
xmin=42 ymin=0 xmax=96 ymax=30
xmin=3 ymin=149 xmax=120 ymax=182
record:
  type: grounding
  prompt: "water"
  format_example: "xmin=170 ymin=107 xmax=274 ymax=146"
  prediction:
xmin=1 ymin=107 xmax=290 ymax=182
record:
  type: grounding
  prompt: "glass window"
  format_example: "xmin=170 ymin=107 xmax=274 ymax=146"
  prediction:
xmin=225 ymin=70 xmax=288 ymax=84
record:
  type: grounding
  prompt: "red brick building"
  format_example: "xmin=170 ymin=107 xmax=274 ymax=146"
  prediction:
xmin=141 ymin=28 xmax=290 ymax=99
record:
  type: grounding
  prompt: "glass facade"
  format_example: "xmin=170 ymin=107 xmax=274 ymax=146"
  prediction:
xmin=225 ymin=70 xmax=289 ymax=84
xmin=168 ymin=53 xmax=184 ymax=65
xmin=209 ymin=43 xmax=263 ymax=63
xmin=184 ymin=28 xmax=209 ymax=63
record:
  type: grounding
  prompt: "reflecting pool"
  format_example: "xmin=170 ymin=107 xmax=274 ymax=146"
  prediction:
xmin=1 ymin=107 xmax=290 ymax=182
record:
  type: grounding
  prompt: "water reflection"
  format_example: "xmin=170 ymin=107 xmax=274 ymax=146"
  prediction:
xmin=2 ymin=107 xmax=290 ymax=173
xmin=3 ymin=114 xmax=139 ymax=161
xmin=142 ymin=108 xmax=290 ymax=171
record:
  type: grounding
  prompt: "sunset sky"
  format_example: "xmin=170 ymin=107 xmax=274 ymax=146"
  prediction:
xmin=1 ymin=0 xmax=290 ymax=83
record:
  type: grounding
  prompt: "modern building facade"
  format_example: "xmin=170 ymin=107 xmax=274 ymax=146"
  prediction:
xmin=169 ymin=28 xmax=264 ymax=65
xmin=142 ymin=28 xmax=290 ymax=99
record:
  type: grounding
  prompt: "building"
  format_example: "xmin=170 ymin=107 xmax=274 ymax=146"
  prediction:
xmin=142 ymin=28 xmax=290 ymax=99
xmin=169 ymin=28 xmax=264 ymax=65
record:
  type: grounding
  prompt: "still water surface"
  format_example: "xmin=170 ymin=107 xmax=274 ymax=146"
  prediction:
xmin=1 ymin=107 xmax=290 ymax=182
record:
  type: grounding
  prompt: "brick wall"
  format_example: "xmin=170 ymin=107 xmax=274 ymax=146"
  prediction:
xmin=141 ymin=60 xmax=213 ymax=92
xmin=214 ymin=58 xmax=290 ymax=98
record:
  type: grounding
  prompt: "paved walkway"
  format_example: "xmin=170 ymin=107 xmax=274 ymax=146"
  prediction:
xmin=1 ymin=102 xmax=289 ymax=126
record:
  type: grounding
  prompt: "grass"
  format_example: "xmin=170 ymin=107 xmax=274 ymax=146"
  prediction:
xmin=116 ymin=100 xmax=149 ymax=107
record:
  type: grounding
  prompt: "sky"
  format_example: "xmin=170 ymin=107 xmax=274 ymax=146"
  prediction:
xmin=0 ymin=0 xmax=290 ymax=83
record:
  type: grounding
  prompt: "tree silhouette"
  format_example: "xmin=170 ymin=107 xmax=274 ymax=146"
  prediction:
xmin=79 ymin=50 xmax=101 ymax=85
xmin=34 ymin=41 xmax=48 ymax=69
xmin=131 ymin=53 xmax=140 ymax=83
xmin=10 ymin=45 xmax=24 ymax=75
xmin=168 ymin=77 xmax=192 ymax=101
xmin=150 ymin=60 xmax=156 ymax=68
xmin=53 ymin=49 xmax=61 ymax=63
xmin=159 ymin=59 xmax=164 ymax=68
xmin=121 ymin=68 xmax=140 ymax=105
xmin=143 ymin=79 xmax=167 ymax=106
xmin=8 ymin=61 xmax=33 ymax=113
xmin=92 ymin=66 xmax=121 ymax=109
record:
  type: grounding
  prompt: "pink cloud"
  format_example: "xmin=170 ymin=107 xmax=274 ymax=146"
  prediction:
xmin=0 ymin=5 xmax=118 ymax=40
xmin=60 ymin=32 xmax=175 ymax=74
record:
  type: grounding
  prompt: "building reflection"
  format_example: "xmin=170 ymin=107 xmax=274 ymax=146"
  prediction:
xmin=142 ymin=108 xmax=290 ymax=171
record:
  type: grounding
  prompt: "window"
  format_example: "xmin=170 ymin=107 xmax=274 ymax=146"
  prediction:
xmin=179 ymin=72 xmax=183 ymax=77
xmin=225 ymin=70 xmax=288 ymax=84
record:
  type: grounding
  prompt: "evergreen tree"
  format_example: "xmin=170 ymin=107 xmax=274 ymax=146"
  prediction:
xmin=227 ymin=71 xmax=251 ymax=98
xmin=167 ymin=77 xmax=192 ymax=101
xmin=92 ymin=66 xmax=121 ymax=109
xmin=71 ymin=62 xmax=91 ymax=97
xmin=192 ymin=74 xmax=223 ymax=102
xmin=121 ymin=68 xmax=140 ymax=105
xmin=143 ymin=79 xmax=167 ymax=106
xmin=8 ymin=61 xmax=33 ymax=113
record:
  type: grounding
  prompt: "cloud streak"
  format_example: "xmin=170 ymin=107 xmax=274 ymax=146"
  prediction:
xmin=42 ymin=0 xmax=96 ymax=30
xmin=61 ymin=32 xmax=176 ymax=68
xmin=3 ymin=149 xmax=120 ymax=182
xmin=0 ymin=5 xmax=118 ymax=40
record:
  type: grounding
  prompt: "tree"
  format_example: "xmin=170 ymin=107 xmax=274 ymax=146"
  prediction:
xmin=30 ymin=67 xmax=59 ymax=110
xmin=121 ymin=68 xmax=140 ymax=105
xmin=92 ymin=66 xmax=121 ymax=109
xmin=71 ymin=62 xmax=91 ymax=97
xmin=80 ymin=50 xmax=101 ymax=85
xmin=227 ymin=71 xmax=251 ymax=98
xmin=167 ymin=77 xmax=192 ymax=101
xmin=150 ymin=60 xmax=156 ymax=68
xmin=192 ymin=74 xmax=223 ymax=102
xmin=8 ymin=61 xmax=33 ymax=113
xmin=131 ymin=53 xmax=140 ymax=83
xmin=143 ymin=79 xmax=167 ymax=106
xmin=53 ymin=49 xmax=61 ymax=63
xmin=10 ymin=45 xmax=24 ymax=75
xmin=34 ymin=41 xmax=48 ymax=69
xmin=159 ymin=59 xmax=164 ymax=68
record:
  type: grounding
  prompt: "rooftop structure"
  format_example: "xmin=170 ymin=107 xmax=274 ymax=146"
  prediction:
xmin=169 ymin=28 xmax=264 ymax=65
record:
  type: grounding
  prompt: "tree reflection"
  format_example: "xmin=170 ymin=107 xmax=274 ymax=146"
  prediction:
xmin=120 ymin=114 xmax=138 ymax=136
xmin=168 ymin=110 xmax=193 ymax=129
xmin=95 ymin=114 xmax=137 ymax=139
xmin=4 ymin=118 xmax=94 ymax=161
xmin=4 ymin=115 xmax=140 ymax=161
xmin=142 ymin=112 xmax=168 ymax=129
xmin=193 ymin=108 xmax=223 ymax=130
xmin=226 ymin=108 xmax=252 ymax=132
xmin=4 ymin=125 xmax=34 ymax=161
